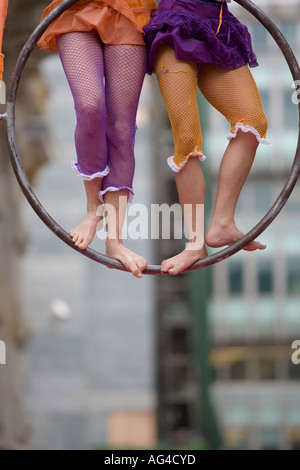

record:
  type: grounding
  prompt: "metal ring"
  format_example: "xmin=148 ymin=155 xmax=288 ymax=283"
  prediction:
xmin=4 ymin=0 xmax=300 ymax=274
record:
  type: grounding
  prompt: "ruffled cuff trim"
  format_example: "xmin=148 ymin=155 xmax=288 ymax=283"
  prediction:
xmin=71 ymin=161 xmax=110 ymax=180
xmin=99 ymin=186 xmax=135 ymax=204
xmin=228 ymin=123 xmax=270 ymax=145
xmin=167 ymin=152 xmax=206 ymax=173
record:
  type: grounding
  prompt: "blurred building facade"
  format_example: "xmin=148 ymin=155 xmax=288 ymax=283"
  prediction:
xmin=209 ymin=0 xmax=300 ymax=450
xmin=0 ymin=0 xmax=50 ymax=450
xmin=152 ymin=0 xmax=300 ymax=450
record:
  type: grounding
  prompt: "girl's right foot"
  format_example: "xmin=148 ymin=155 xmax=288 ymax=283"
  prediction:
xmin=106 ymin=239 xmax=148 ymax=279
xmin=69 ymin=206 xmax=104 ymax=250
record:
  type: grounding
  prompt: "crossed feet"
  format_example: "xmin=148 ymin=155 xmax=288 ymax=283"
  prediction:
xmin=69 ymin=215 xmax=266 ymax=277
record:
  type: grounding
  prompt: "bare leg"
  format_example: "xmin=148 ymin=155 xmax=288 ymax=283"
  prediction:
xmin=153 ymin=46 xmax=207 ymax=274
xmin=198 ymin=63 xmax=268 ymax=251
xmin=105 ymin=190 xmax=148 ymax=279
xmin=205 ymin=131 xmax=266 ymax=251
xmin=69 ymin=178 xmax=104 ymax=250
xmin=161 ymin=157 xmax=208 ymax=275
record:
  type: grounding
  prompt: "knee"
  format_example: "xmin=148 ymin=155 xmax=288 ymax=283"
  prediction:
xmin=175 ymin=121 xmax=200 ymax=151
xmin=232 ymin=109 xmax=269 ymax=142
xmin=244 ymin=103 xmax=269 ymax=139
xmin=256 ymin=112 xmax=268 ymax=138
xmin=76 ymin=97 xmax=105 ymax=134
xmin=107 ymin=118 xmax=137 ymax=150
xmin=247 ymin=110 xmax=268 ymax=140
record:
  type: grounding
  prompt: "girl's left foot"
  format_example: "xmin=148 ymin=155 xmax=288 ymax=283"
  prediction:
xmin=206 ymin=221 xmax=266 ymax=251
xmin=106 ymin=239 xmax=148 ymax=279
xmin=161 ymin=243 xmax=208 ymax=275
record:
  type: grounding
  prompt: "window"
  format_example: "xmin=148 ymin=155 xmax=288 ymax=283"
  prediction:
xmin=170 ymin=366 xmax=190 ymax=393
xmin=258 ymin=261 xmax=273 ymax=294
xmin=230 ymin=361 xmax=246 ymax=381
xmin=284 ymin=186 xmax=300 ymax=213
xmin=167 ymin=403 xmax=189 ymax=432
xmin=259 ymin=356 xmax=276 ymax=381
xmin=284 ymin=88 xmax=299 ymax=130
xmin=288 ymin=362 xmax=300 ymax=381
xmin=250 ymin=23 xmax=268 ymax=49
xmin=259 ymin=90 xmax=270 ymax=121
xmin=279 ymin=21 xmax=297 ymax=47
xmin=229 ymin=262 xmax=243 ymax=294
xmin=254 ymin=181 xmax=272 ymax=212
xmin=260 ymin=429 xmax=280 ymax=451
xmin=224 ymin=428 xmax=247 ymax=450
xmin=290 ymin=429 xmax=300 ymax=450
xmin=171 ymin=327 xmax=190 ymax=355
xmin=287 ymin=259 xmax=300 ymax=295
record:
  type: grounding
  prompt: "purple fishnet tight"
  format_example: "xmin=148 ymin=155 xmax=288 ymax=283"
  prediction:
xmin=57 ymin=31 xmax=147 ymax=200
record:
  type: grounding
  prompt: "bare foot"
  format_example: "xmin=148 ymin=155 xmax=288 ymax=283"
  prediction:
xmin=206 ymin=222 xmax=266 ymax=252
xmin=161 ymin=243 xmax=208 ymax=275
xmin=69 ymin=209 xmax=103 ymax=250
xmin=106 ymin=239 xmax=148 ymax=279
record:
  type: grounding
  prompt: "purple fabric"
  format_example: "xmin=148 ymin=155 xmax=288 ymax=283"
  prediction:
xmin=57 ymin=31 xmax=147 ymax=199
xmin=101 ymin=44 xmax=147 ymax=202
xmin=57 ymin=32 xmax=109 ymax=178
xmin=144 ymin=0 xmax=259 ymax=73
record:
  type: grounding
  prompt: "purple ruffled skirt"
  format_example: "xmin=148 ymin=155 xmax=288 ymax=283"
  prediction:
xmin=144 ymin=0 xmax=259 ymax=73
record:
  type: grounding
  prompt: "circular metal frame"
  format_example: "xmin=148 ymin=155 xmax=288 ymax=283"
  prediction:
xmin=3 ymin=0 xmax=300 ymax=274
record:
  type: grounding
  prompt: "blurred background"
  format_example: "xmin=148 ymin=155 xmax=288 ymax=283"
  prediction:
xmin=0 ymin=0 xmax=300 ymax=450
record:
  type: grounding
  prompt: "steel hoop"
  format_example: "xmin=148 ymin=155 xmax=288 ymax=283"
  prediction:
xmin=3 ymin=0 xmax=300 ymax=274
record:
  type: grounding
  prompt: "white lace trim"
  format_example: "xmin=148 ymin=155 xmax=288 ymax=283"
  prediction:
xmin=71 ymin=161 xmax=110 ymax=180
xmin=167 ymin=152 xmax=206 ymax=173
xmin=228 ymin=123 xmax=271 ymax=145
xmin=99 ymin=186 xmax=135 ymax=204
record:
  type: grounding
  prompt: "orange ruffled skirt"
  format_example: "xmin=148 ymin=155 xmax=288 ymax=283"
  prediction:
xmin=38 ymin=0 xmax=157 ymax=51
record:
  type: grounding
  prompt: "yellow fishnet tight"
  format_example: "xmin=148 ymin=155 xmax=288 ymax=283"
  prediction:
xmin=154 ymin=44 xmax=268 ymax=171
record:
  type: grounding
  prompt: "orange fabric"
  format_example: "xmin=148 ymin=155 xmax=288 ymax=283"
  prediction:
xmin=215 ymin=0 xmax=224 ymax=35
xmin=39 ymin=0 xmax=157 ymax=51
xmin=154 ymin=44 xmax=268 ymax=171
xmin=0 ymin=0 xmax=9 ymax=81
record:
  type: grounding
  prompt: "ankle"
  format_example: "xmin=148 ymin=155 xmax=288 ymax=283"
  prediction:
xmin=187 ymin=236 xmax=205 ymax=251
xmin=210 ymin=217 xmax=235 ymax=230
xmin=87 ymin=204 xmax=102 ymax=217
xmin=106 ymin=237 xmax=123 ymax=248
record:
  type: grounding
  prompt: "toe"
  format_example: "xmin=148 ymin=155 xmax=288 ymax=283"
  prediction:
xmin=137 ymin=258 xmax=148 ymax=272
xmin=161 ymin=260 xmax=172 ymax=272
xmin=169 ymin=267 xmax=180 ymax=276
xmin=79 ymin=240 xmax=88 ymax=250
xmin=132 ymin=265 xmax=143 ymax=278
xmin=244 ymin=241 xmax=267 ymax=252
xmin=75 ymin=236 xmax=84 ymax=247
xmin=72 ymin=233 xmax=80 ymax=244
xmin=122 ymin=259 xmax=142 ymax=278
xmin=161 ymin=266 xmax=170 ymax=273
